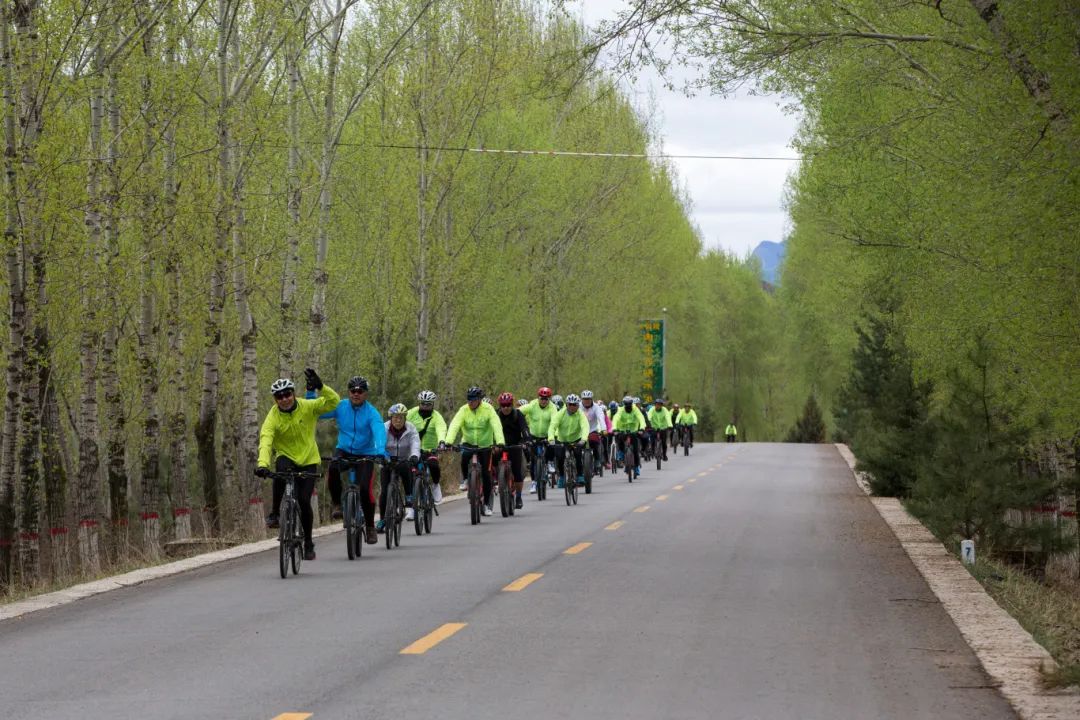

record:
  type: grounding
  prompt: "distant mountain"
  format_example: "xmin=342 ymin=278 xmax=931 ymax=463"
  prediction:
xmin=751 ymin=241 xmax=785 ymax=285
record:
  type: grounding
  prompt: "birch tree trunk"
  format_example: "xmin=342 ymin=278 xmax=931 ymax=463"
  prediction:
xmin=77 ymin=33 xmax=105 ymax=577
xmin=0 ymin=7 xmax=22 ymax=586
xmin=279 ymin=2 xmax=307 ymax=378
xmin=137 ymin=20 xmax=162 ymax=558
xmin=102 ymin=56 xmax=128 ymax=548
xmin=231 ymin=138 xmax=263 ymax=538
xmin=195 ymin=0 xmax=233 ymax=533
xmin=309 ymin=0 xmax=343 ymax=365
xmin=162 ymin=17 xmax=190 ymax=541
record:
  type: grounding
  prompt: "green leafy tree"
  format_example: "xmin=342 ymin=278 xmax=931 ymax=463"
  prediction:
xmin=786 ymin=395 xmax=826 ymax=443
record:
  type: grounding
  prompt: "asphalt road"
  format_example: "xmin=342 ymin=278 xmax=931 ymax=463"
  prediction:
xmin=1 ymin=443 xmax=1017 ymax=720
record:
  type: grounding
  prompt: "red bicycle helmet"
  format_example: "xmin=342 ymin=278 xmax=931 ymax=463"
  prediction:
xmin=498 ymin=392 xmax=514 ymax=406
xmin=537 ymin=387 xmax=552 ymax=398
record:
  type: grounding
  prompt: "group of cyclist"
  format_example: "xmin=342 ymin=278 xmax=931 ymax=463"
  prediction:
xmin=256 ymin=369 xmax=700 ymax=561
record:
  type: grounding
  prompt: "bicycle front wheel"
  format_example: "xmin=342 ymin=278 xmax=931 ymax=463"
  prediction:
xmin=385 ymin=485 xmax=395 ymax=550
xmin=498 ymin=463 xmax=510 ymax=517
xmin=344 ymin=492 xmax=357 ymax=560
xmin=469 ymin=462 xmax=482 ymax=525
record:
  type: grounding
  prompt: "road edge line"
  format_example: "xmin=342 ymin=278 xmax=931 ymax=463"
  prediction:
xmin=835 ymin=442 xmax=1080 ymax=719
xmin=0 ymin=492 xmax=471 ymax=623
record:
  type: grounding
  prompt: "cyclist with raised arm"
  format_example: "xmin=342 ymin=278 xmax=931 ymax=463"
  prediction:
xmin=256 ymin=369 xmax=340 ymax=560
xmin=381 ymin=404 xmax=421 ymax=530
xmin=648 ymin=398 xmax=674 ymax=462
xmin=445 ymin=386 xmax=505 ymax=516
xmin=580 ymin=390 xmax=606 ymax=475
xmin=495 ymin=392 xmax=531 ymax=510
xmin=318 ymin=375 xmax=385 ymax=545
xmin=548 ymin=393 xmax=590 ymax=488
xmin=612 ymin=395 xmax=646 ymax=479
xmin=406 ymin=390 xmax=447 ymax=505
xmin=520 ymin=387 xmax=557 ymax=494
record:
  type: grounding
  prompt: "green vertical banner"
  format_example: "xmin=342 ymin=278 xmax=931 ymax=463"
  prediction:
xmin=639 ymin=319 xmax=664 ymax=401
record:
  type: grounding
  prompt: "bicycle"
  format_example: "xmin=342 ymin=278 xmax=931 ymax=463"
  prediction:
xmin=530 ymin=441 xmax=548 ymax=502
xmin=559 ymin=441 xmax=580 ymax=506
xmin=616 ymin=432 xmax=636 ymax=483
xmin=652 ymin=431 xmax=663 ymax=471
xmin=413 ymin=456 xmax=439 ymax=535
xmin=582 ymin=444 xmax=594 ymax=495
xmin=267 ymin=469 xmax=317 ymax=578
xmin=333 ymin=455 xmax=381 ymax=560
xmin=382 ymin=459 xmax=408 ymax=549
xmin=455 ymin=444 xmax=487 ymax=525
xmin=495 ymin=444 xmax=526 ymax=518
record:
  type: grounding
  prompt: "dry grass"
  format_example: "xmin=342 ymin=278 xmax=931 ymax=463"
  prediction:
xmin=970 ymin=557 xmax=1080 ymax=689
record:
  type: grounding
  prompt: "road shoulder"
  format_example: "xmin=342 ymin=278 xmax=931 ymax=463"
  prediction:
xmin=0 ymin=492 xmax=468 ymax=623
xmin=835 ymin=443 xmax=1080 ymax=720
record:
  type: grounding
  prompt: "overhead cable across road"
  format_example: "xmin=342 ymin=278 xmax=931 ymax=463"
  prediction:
xmin=365 ymin=142 xmax=801 ymax=161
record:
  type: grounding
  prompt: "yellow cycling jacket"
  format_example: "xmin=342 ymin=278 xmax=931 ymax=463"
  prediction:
xmin=547 ymin=406 xmax=590 ymax=443
xmin=258 ymin=385 xmax=340 ymax=468
xmin=445 ymin=402 xmax=506 ymax=447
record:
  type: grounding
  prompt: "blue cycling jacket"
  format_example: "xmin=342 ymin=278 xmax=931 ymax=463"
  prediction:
xmin=319 ymin=398 xmax=387 ymax=456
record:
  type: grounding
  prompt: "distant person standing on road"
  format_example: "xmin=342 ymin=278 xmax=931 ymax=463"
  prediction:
xmin=725 ymin=421 xmax=738 ymax=443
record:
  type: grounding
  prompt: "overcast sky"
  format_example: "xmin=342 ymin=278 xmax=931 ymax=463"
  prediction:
xmin=572 ymin=1 xmax=802 ymax=257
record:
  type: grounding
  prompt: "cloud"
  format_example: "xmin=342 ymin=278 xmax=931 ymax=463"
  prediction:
xmin=573 ymin=0 xmax=801 ymax=257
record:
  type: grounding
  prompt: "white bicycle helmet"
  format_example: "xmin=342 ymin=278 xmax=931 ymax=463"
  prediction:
xmin=516 ymin=398 xmax=528 ymax=407
xmin=388 ymin=403 xmax=408 ymax=416
xmin=565 ymin=394 xmax=581 ymax=405
xmin=580 ymin=390 xmax=593 ymax=399
xmin=270 ymin=378 xmax=295 ymax=395
xmin=417 ymin=389 xmax=437 ymax=403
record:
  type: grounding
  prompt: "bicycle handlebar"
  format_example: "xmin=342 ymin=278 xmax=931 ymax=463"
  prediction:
xmin=265 ymin=469 xmax=319 ymax=482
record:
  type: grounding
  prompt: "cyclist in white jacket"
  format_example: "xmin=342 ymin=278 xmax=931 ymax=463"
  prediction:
xmin=580 ymin=390 xmax=606 ymax=474
xmin=380 ymin=403 xmax=421 ymax=528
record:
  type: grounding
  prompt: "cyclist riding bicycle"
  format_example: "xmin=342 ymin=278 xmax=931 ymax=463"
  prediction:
xmin=444 ymin=386 xmax=505 ymax=516
xmin=406 ymin=390 xmax=447 ymax=504
xmin=548 ymin=393 xmax=590 ymax=488
xmin=495 ymin=392 xmax=531 ymax=510
xmin=647 ymin=398 xmax=674 ymax=462
xmin=677 ymin=402 xmax=698 ymax=446
xmin=580 ymin=390 xmax=606 ymax=474
xmin=256 ymin=369 xmax=340 ymax=560
xmin=520 ymin=387 xmax=557 ymax=494
xmin=381 ymin=404 xmax=421 ymax=530
xmin=317 ymin=375 xmax=385 ymax=545
xmin=611 ymin=395 xmax=646 ymax=479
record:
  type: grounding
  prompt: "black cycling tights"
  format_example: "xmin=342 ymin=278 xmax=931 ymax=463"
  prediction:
xmin=273 ymin=456 xmax=316 ymax=548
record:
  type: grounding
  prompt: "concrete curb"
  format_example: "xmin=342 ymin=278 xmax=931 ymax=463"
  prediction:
xmin=0 ymin=492 xmax=469 ymax=623
xmin=835 ymin=443 xmax=1080 ymax=719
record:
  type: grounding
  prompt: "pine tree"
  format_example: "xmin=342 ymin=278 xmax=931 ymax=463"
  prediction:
xmin=833 ymin=301 xmax=932 ymax=496
xmin=786 ymin=394 xmax=826 ymax=443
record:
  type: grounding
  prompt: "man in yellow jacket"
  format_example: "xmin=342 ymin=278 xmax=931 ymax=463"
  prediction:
xmin=548 ymin=393 xmax=590 ymax=488
xmin=445 ymin=386 xmax=505 ymax=516
xmin=256 ymin=368 xmax=340 ymax=560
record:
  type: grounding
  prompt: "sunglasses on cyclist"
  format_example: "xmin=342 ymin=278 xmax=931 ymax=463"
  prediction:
xmin=273 ymin=390 xmax=294 ymax=399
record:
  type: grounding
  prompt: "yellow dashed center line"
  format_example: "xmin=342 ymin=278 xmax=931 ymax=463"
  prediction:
xmin=673 ymin=485 xmax=684 ymax=490
xmin=564 ymin=542 xmax=593 ymax=555
xmin=688 ymin=478 xmax=697 ymax=483
xmin=605 ymin=521 xmax=625 ymax=530
xmin=634 ymin=505 xmax=650 ymax=513
xmin=503 ymin=573 xmax=543 ymax=592
xmin=400 ymin=623 xmax=467 ymax=655
xmin=272 ymin=714 xmax=313 ymax=720
xmin=656 ymin=494 xmax=669 ymax=501
xmin=698 ymin=471 xmax=709 ymax=477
